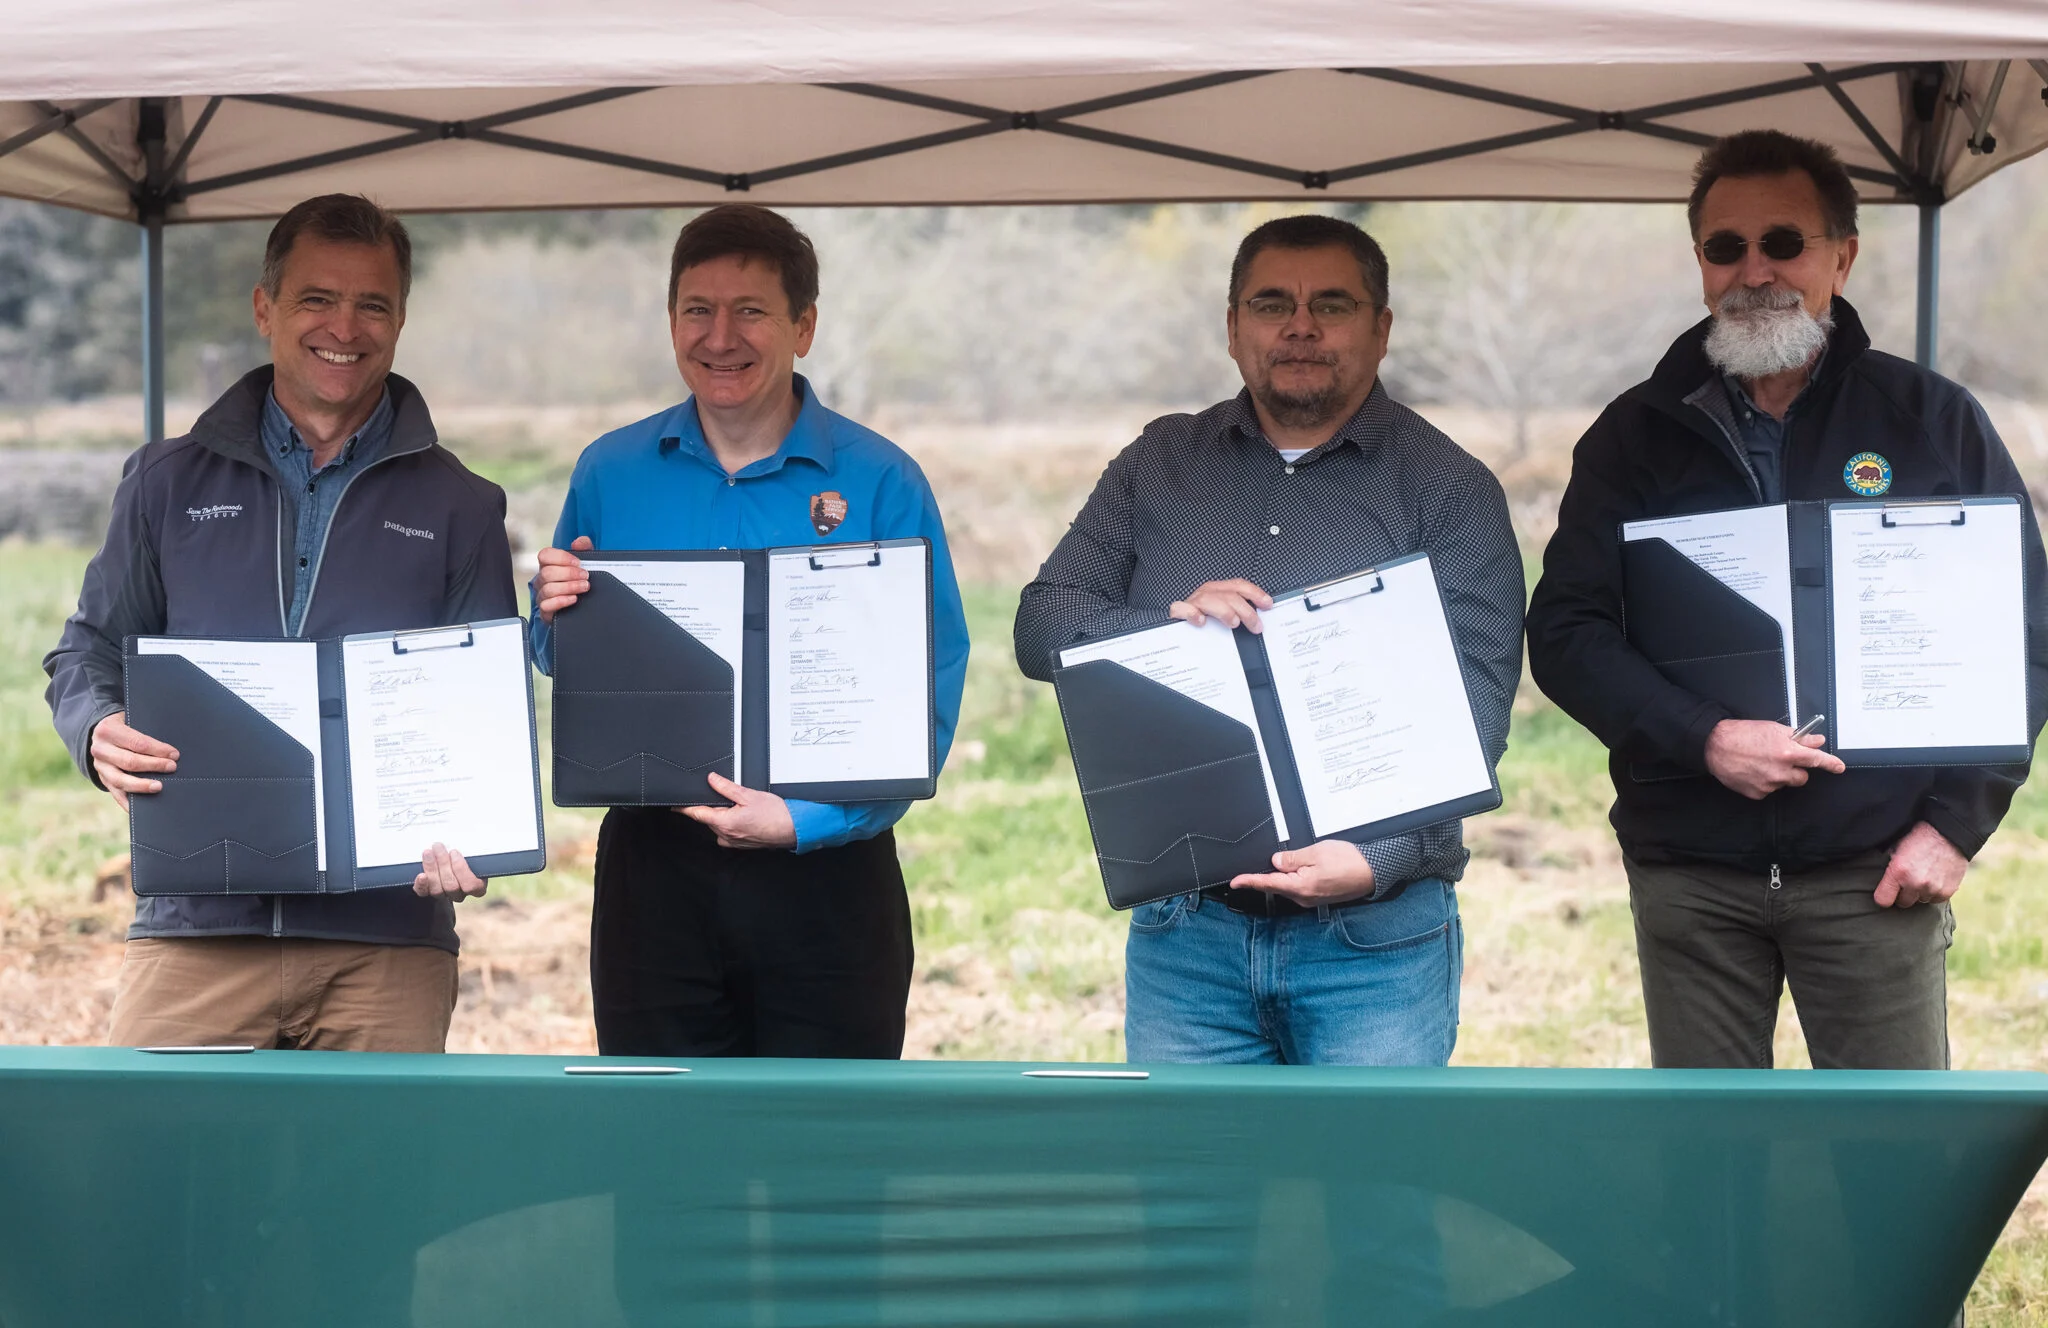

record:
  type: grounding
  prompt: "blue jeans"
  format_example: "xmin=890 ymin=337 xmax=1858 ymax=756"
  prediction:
xmin=1123 ymin=878 xmax=1462 ymax=1065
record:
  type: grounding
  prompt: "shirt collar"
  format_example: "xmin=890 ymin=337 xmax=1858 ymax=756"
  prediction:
xmin=663 ymin=374 xmax=835 ymax=476
xmin=1227 ymin=379 xmax=1396 ymax=460
xmin=1721 ymin=346 xmax=1827 ymax=424
xmin=261 ymin=386 xmax=394 ymax=469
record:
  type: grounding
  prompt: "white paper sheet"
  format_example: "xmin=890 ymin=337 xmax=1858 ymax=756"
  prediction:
xmin=342 ymin=621 xmax=542 ymax=872
xmin=582 ymin=557 xmax=748 ymax=786
xmin=766 ymin=543 xmax=932 ymax=786
xmin=1623 ymin=504 xmax=1798 ymax=724
xmin=1829 ymin=502 xmax=2029 ymax=753
xmin=134 ymin=637 xmax=326 ymax=870
xmin=1261 ymin=559 xmax=1493 ymax=840
xmin=1060 ymin=618 xmax=1290 ymax=842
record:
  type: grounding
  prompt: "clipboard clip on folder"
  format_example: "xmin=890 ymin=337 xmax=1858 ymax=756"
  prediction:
xmin=1303 ymin=570 xmax=1385 ymax=611
xmin=390 ymin=625 xmax=475 ymax=654
xmin=1881 ymin=502 xmax=1967 ymax=528
xmin=809 ymin=543 xmax=882 ymax=571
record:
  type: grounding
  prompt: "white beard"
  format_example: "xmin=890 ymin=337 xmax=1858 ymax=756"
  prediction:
xmin=1702 ymin=287 xmax=1834 ymax=379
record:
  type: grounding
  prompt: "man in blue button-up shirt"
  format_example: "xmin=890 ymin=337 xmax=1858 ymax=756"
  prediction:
xmin=533 ymin=205 xmax=968 ymax=1058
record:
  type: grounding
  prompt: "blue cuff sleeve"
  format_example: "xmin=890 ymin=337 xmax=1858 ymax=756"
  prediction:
xmin=787 ymin=797 xmax=911 ymax=853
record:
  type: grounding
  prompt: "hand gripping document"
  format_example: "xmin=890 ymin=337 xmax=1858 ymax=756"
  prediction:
xmin=1051 ymin=553 xmax=1501 ymax=910
xmin=122 ymin=619 xmax=545 ymax=896
xmin=549 ymin=539 xmax=938 ymax=807
xmin=1622 ymin=496 xmax=2031 ymax=775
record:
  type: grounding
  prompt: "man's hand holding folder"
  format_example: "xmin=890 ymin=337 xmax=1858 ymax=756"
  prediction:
xmin=535 ymin=536 xmax=596 ymax=622
xmin=535 ymin=535 xmax=799 ymax=845
xmin=89 ymin=710 xmax=179 ymax=809
xmin=1229 ymin=840 xmax=1375 ymax=907
xmin=1704 ymin=718 xmax=1845 ymax=800
xmin=1170 ymin=575 xmax=1394 ymax=908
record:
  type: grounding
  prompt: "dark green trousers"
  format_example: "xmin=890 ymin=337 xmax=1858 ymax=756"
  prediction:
xmin=1624 ymin=850 xmax=1954 ymax=1070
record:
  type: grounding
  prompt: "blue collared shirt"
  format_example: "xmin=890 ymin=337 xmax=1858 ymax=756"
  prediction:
xmin=261 ymin=388 xmax=395 ymax=635
xmin=1721 ymin=350 xmax=1823 ymax=505
xmin=531 ymin=376 xmax=969 ymax=853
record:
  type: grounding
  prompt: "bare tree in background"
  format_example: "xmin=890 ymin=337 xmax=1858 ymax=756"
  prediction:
xmin=1381 ymin=202 xmax=1701 ymax=460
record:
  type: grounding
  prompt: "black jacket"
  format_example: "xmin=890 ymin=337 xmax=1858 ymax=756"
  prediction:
xmin=1527 ymin=297 xmax=2048 ymax=872
xmin=43 ymin=367 xmax=516 ymax=950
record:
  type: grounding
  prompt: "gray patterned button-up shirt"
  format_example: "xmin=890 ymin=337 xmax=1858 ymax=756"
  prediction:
xmin=1014 ymin=381 xmax=1525 ymax=891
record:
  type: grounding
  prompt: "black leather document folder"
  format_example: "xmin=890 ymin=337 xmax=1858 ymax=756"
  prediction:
xmin=552 ymin=561 xmax=742 ymax=807
xmin=1622 ymin=496 xmax=2031 ymax=772
xmin=1057 ymin=657 xmax=1280 ymax=910
xmin=550 ymin=539 xmax=937 ymax=808
xmin=123 ymin=620 xmax=546 ymax=897
xmin=1052 ymin=553 xmax=1502 ymax=911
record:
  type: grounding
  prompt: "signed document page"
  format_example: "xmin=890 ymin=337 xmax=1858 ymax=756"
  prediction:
xmin=134 ymin=637 xmax=326 ymax=869
xmin=582 ymin=557 xmax=748 ymax=785
xmin=1060 ymin=619 xmax=1290 ymax=842
xmin=1624 ymin=504 xmax=1796 ymax=721
xmin=1830 ymin=503 xmax=2028 ymax=752
xmin=1262 ymin=559 xmax=1492 ymax=840
xmin=342 ymin=621 xmax=541 ymax=871
xmin=766 ymin=543 xmax=932 ymax=786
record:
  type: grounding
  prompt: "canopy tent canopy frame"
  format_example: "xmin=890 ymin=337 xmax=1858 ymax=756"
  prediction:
xmin=2 ymin=53 xmax=2046 ymax=443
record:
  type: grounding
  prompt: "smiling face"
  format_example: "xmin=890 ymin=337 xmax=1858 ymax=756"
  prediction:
xmin=252 ymin=234 xmax=404 ymax=426
xmin=1695 ymin=170 xmax=1857 ymax=322
xmin=1226 ymin=244 xmax=1391 ymax=436
xmin=669 ymin=253 xmax=817 ymax=417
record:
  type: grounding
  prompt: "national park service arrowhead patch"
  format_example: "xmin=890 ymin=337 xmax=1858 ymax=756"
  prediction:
xmin=809 ymin=490 xmax=848 ymax=536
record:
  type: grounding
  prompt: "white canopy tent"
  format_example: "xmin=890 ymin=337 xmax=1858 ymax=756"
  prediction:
xmin=2 ymin=1 xmax=2046 ymax=441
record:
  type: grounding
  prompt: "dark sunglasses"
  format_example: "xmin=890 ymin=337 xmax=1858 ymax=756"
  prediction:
xmin=1699 ymin=227 xmax=1829 ymax=266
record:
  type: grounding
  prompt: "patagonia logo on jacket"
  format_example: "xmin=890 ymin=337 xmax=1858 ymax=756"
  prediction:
xmin=383 ymin=520 xmax=435 ymax=541
xmin=185 ymin=503 xmax=242 ymax=522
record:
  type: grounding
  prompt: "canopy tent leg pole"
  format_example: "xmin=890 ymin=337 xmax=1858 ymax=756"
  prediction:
xmin=1914 ymin=202 xmax=1940 ymax=372
xmin=140 ymin=215 xmax=165 ymax=444
xmin=137 ymin=97 xmax=168 ymax=445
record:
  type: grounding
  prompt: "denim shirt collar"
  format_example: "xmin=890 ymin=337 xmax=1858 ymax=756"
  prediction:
xmin=260 ymin=387 xmax=395 ymax=473
xmin=663 ymin=374 xmax=835 ymax=476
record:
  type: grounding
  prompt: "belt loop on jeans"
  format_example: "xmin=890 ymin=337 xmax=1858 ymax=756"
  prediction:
xmin=1187 ymin=889 xmax=1205 ymax=914
xmin=1316 ymin=903 xmax=1332 ymax=923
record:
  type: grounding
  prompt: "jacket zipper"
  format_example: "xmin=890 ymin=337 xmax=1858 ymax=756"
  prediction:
xmin=1769 ymin=863 xmax=1782 ymax=890
xmin=273 ymin=448 xmax=410 ymax=935
xmin=295 ymin=451 xmax=407 ymax=637
xmin=272 ymin=492 xmax=288 ymax=938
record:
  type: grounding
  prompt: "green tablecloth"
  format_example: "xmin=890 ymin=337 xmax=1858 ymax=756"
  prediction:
xmin=0 ymin=1049 xmax=2042 ymax=1327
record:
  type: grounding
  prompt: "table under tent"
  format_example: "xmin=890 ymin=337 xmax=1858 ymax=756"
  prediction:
xmin=2 ymin=5 xmax=2048 ymax=1325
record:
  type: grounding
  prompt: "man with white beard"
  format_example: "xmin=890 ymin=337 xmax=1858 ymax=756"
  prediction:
xmin=1526 ymin=130 xmax=2048 ymax=1073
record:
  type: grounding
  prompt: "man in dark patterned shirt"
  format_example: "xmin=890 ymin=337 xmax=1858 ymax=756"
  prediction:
xmin=1014 ymin=214 xmax=1524 ymax=1065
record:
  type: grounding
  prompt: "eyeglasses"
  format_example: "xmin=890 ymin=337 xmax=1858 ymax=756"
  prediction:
xmin=1698 ymin=228 xmax=1830 ymax=266
xmin=1240 ymin=294 xmax=1367 ymax=325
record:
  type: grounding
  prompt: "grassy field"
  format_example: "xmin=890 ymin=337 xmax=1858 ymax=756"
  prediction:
xmin=4 ymin=540 xmax=2048 ymax=1319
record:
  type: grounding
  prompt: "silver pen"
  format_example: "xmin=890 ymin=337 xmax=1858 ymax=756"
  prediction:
xmin=1789 ymin=713 xmax=1826 ymax=739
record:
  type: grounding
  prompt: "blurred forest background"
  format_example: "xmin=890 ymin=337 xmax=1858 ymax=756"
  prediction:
xmin=5 ymin=158 xmax=2048 ymax=1317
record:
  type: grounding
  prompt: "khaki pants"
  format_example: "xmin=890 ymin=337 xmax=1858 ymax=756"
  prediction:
xmin=1625 ymin=851 xmax=1953 ymax=1070
xmin=108 ymin=936 xmax=458 ymax=1052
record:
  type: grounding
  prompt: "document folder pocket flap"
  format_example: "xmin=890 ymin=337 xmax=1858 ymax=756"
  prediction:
xmin=1056 ymin=658 xmax=1262 ymax=792
xmin=555 ymin=571 xmax=735 ymax=693
xmin=1054 ymin=659 xmax=1280 ymax=910
xmin=552 ymin=690 xmax=735 ymax=806
xmin=125 ymin=652 xmax=314 ymax=780
xmin=130 ymin=788 xmax=319 ymax=895
xmin=124 ymin=653 xmax=318 ymax=894
xmin=552 ymin=571 xmax=738 ymax=806
xmin=1085 ymin=762 xmax=1278 ymax=909
xmin=1622 ymin=536 xmax=1788 ymax=721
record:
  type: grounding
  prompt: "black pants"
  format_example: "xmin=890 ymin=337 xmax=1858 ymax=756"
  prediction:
xmin=590 ymin=807 xmax=913 ymax=1058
